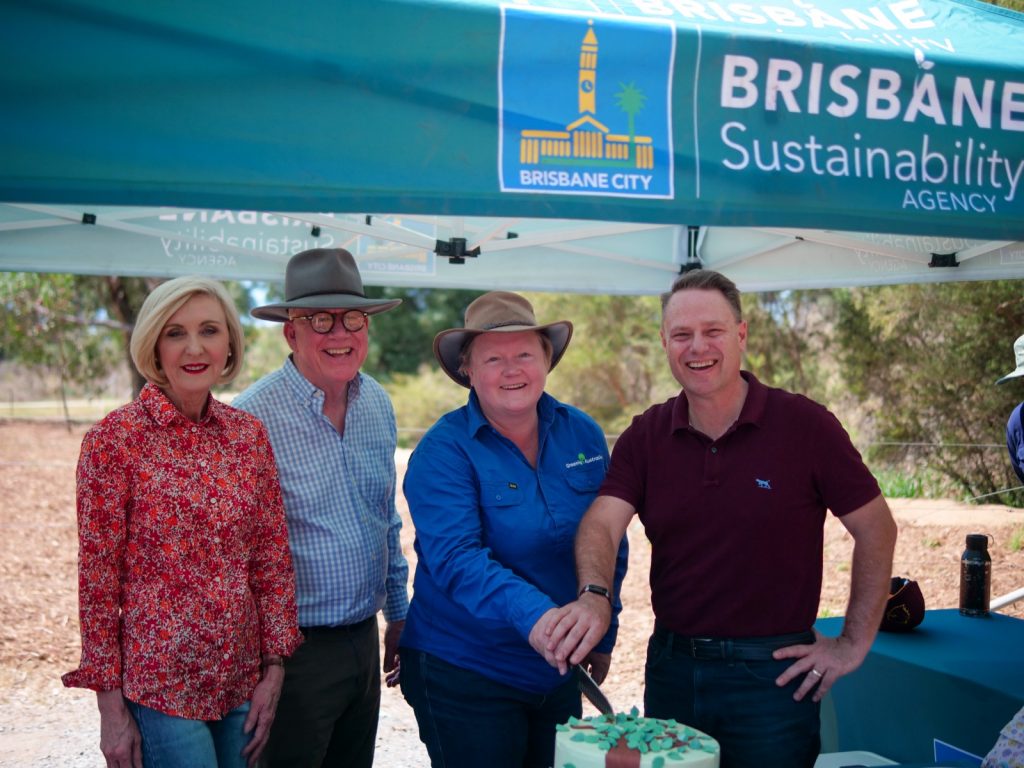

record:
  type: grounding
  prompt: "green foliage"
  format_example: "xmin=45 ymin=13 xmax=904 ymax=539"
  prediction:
xmin=743 ymin=290 xmax=835 ymax=403
xmin=0 ymin=273 xmax=125 ymax=403
xmin=1010 ymin=528 xmax=1024 ymax=553
xmin=873 ymin=469 xmax=924 ymax=499
xmin=232 ymin=325 xmax=290 ymax=391
xmin=385 ymin=366 xmax=468 ymax=448
xmin=2 ymin=273 xmax=267 ymax=403
xmin=832 ymin=281 xmax=1024 ymax=505
xmin=362 ymin=287 xmax=481 ymax=379
xmin=527 ymin=292 xmax=678 ymax=434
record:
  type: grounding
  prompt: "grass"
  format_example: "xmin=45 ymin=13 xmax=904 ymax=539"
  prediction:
xmin=1011 ymin=528 xmax=1024 ymax=553
xmin=873 ymin=469 xmax=925 ymax=498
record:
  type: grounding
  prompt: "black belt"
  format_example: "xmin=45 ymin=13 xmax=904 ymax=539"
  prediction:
xmin=653 ymin=625 xmax=815 ymax=661
xmin=300 ymin=616 xmax=376 ymax=635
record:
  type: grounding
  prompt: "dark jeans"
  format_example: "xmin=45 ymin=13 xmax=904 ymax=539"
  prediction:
xmin=399 ymin=648 xmax=581 ymax=768
xmin=644 ymin=628 xmax=820 ymax=768
xmin=262 ymin=616 xmax=380 ymax=768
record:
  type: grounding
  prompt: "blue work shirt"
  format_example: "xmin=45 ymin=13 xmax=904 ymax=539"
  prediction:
xmin=1007 ymin=402 xmax=1024 ymax=484
xmin=401 ymin=390 xmax=627 ymax=694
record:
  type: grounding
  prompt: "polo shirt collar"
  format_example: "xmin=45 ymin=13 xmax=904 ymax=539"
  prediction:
xmin=140 ymin=382 xmax=223 ymax=427
xmin=671 ymin=371 xmax=768 ymax=434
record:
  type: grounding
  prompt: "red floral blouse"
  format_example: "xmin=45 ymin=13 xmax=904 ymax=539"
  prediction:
xmin=62 ymin=384 xmax=302 ymax=720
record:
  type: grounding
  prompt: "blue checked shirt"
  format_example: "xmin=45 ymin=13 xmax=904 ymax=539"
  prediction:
xmin=233 ymin=358 xmax=409 ymax=627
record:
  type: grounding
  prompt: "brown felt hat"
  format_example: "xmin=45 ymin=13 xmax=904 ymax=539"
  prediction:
xmin=433 ymin=291 xmax=573 ymax=388
xmin=251 ymin=248 xmax=401 ymax=322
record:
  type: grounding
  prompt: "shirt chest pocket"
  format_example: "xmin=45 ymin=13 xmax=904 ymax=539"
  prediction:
xmin=479 ymin=481 xmax=524 ymax=510
xmin=564 ymin=464 xmax=605 ymax=495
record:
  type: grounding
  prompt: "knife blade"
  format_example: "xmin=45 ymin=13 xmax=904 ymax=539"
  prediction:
xmin=574 ymin=664 xmax=614 ymax=715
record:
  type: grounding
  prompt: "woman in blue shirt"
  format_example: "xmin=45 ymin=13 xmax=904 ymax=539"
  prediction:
xmin=399 ymin=291 xmax=627 ymax=768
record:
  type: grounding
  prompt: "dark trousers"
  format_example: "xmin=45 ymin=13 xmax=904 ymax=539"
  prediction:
xmin=399 ymin=648 xmax=581 ymax=768
xmin=644 ymin=627 xmax=821 ymax=768
xmin=262 ymin=616 xmax=380 ymax=768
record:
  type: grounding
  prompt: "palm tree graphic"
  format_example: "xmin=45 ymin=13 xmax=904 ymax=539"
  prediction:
xmin=615 ymin=81 xmax=647 ymax=163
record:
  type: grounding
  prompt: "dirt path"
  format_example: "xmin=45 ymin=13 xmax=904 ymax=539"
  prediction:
xmin=2 ymin=421 xmax=1022 ymax=767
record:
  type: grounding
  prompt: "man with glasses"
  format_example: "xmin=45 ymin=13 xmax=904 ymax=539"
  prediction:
xmin=234 ymin=248 xmax=409 ymax=768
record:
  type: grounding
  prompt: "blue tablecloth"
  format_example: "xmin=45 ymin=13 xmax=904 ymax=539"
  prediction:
xmin=816 ymin=609 xmax=1024 ymax=763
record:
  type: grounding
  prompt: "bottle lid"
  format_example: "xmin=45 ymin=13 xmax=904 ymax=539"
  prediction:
xmin=966 ymin=533 xmax=989 ymax=551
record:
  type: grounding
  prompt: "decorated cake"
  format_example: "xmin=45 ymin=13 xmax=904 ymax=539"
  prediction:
xmin=554 ymin=708 xmax=720 ymax=768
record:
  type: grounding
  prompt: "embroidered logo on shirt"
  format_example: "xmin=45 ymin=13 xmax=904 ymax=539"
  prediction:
xmin=565 ymin=453 xmax=605 ymax=469
xmin=508 ymin=482 xmax=518 ymax=489
xmin=756 ymin=478 xmax=772 ymax=490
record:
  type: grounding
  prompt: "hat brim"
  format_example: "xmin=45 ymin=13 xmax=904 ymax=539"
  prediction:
xmin=433 ymin=321 xmax=573 ymax=388
xmin=251 ymin=295 xmax=402 ymax=322
xmin=996 ymin=367 xmax=1024 ymax=385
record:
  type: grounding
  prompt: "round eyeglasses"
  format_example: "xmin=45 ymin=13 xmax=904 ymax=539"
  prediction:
xmin=290 ymin=310 xmax=368 ymax=334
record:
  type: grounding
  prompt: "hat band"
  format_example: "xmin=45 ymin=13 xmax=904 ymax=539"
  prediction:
xmin=288 ymin=288 xmax=365 ymax=301
xmin=481 ymin=320 xmax=535 ymax=330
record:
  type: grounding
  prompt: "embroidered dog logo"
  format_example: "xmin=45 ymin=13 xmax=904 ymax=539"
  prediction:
xmin=755 ymin=478 xmax=772 ymax=490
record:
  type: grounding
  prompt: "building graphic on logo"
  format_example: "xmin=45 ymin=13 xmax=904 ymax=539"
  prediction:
xmin=518 ymin=21 xmax=654 ymax=171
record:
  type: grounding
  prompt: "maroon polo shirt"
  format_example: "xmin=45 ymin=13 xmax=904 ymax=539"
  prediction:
xmin=601 ymin=372 xmax=880 ymax=637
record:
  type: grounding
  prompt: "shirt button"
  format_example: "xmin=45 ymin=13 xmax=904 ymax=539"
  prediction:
xmin=223 ymin=653 xmax=230 ymax=660
xmin=495 ymin=494 xmax=502 ymax=501
xmin=711 ymin=447 xmax=718 ymax=454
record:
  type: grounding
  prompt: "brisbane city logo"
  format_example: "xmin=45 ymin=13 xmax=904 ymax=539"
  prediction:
xmin=500 ymin=10 xmax=674 ymax=199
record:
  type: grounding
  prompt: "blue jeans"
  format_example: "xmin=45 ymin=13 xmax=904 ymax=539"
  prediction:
xmin=399 ymin=648 xmax=581 ymax=768
xmin=644 ymin=629 xmax=820 ymax=768
xmin=126 ymin=700 xmax=252 ymax=768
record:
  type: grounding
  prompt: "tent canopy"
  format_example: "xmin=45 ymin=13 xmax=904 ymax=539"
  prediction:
xmin=2 ymin=0 xmax=1023 ymax=293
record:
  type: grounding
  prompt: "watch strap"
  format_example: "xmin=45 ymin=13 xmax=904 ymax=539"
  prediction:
xmin=579 ymin=584 xmax=613 ymax=603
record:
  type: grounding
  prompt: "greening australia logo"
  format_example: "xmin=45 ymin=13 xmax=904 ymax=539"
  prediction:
xmin=566 ymin=452 xmax=605 ymax=469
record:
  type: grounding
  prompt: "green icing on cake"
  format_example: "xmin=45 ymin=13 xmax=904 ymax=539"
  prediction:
xmin=560 ymin=711 xmax=720 ymax=760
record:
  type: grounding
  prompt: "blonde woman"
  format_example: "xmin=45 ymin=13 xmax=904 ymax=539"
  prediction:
xmin=64 ymin=276 xmax=301 ymax=768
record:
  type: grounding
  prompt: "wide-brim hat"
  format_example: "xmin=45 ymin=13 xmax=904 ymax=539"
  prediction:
xmin=251 ymin=248 xmax=401 ymax=322
xmin=434 ymin=291 xmax=573 ymax=388
xmin=996 ymin=334 xmax=1024 ymax=384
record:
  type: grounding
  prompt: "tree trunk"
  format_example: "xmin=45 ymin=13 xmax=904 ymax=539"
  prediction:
xmin=104 ymin=276 xmax=157 ymax=397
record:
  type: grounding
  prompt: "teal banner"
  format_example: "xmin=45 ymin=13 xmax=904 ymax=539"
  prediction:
xmin=1 ymin=0 xmax=1022 ymax=243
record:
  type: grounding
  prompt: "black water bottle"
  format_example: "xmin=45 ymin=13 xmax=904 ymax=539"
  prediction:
xmin=959 ymin=533 xmax=991 ymax=617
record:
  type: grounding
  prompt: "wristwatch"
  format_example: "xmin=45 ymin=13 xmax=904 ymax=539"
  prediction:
xmin=579 ymin=584 xmax=613 ymax=603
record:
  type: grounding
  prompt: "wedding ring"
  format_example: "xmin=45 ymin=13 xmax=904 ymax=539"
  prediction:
xmin=810 ymin=668 xmax=823 ymax=678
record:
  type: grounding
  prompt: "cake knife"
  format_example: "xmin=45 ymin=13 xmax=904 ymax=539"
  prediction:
xmin=574 ymin=664 xmax=614 ymax=715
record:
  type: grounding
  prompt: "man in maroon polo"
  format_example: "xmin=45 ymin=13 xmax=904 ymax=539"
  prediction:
xmin=546 ymin=269 xmax=897 ymax=768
